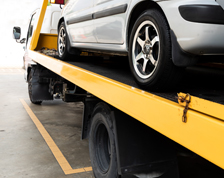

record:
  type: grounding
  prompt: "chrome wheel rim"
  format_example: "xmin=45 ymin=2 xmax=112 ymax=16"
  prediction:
xmin=58 ymin=26 xmax=66 ymax=56
xmin=132 ymin=21 xmax=160 ymax=79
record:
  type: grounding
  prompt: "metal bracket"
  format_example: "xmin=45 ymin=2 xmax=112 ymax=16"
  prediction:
xmin=178 ymin=93 xmax=191 ymax=123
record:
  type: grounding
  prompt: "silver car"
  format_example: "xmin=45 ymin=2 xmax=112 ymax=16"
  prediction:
xmin=57 ymin=0 xmax=224 ymax=90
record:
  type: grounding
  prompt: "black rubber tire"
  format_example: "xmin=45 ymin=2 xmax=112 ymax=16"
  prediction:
xmin=89 ymin=103 xmax=119 ymax=178
xmin=58 ymin=22 xmax=73 ymax=60
xmin=129 ymin=9 xmax=183 ymax=91
xmin=28 ymin=70 xmax=42 ymax=105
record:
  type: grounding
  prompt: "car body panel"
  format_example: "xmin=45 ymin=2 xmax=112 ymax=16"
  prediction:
xmin=158 ymin=0 xmax=224 ymax=55
xmin=61 ymin=0 xmax=224 ymax=56
xmin=93 ymin=0 xmax=130 ymax=44
xmin=65 ymin=0 xmax=97 ymax=43
xmin=216 ymin=0 xmax=224 ymax=9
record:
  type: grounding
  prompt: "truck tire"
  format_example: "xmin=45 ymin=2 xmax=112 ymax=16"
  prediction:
xmin=89 ymin=103 xmax=119 ymax=178
xmin=129 ymin=9 xmax=182 ymax=91
xmin=28 ymin=71 xmax=42 ymax=105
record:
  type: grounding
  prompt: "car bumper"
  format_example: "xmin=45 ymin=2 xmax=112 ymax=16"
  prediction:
xmin=159 ymin=0 xmax=224 ymax=55
xmin=179 ymin=5 xmax=224 ymax=25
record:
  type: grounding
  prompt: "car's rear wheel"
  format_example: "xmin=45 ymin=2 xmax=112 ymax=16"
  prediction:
xmin=129 ymin=9 xmax=182 ymax=90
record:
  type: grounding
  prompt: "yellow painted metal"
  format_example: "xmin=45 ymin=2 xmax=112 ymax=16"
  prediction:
xmin=28 ymin=50 xmax=224 ymax=170
xmin=36 ymin=34 xmax=58 ymax=50
xmin=178 ymin=92 xmax=224 ymax=121
xmin=29 ymin=0 xmax=48 ymax=50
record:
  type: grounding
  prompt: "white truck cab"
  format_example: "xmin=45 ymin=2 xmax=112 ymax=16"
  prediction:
xmin=13 ymin=3 xmax=62 ymax=81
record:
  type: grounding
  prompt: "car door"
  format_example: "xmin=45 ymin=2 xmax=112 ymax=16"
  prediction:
xmin=65 ymin=0 xmax=96 ymax=43
xmin=93 ymin=0 xmax=130 ymax=44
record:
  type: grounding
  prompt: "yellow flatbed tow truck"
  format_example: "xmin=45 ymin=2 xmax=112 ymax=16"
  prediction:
xmin=15 ymin=0 xmax=224 ymax=177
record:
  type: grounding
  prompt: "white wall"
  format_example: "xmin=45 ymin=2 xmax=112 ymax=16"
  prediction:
xmin=0 ymin=0 xmax=43 ymax=68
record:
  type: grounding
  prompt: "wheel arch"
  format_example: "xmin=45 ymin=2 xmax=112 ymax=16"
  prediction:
xmin=57 ymin=17 xmax=80 ymax=57
xmin=57 ymin=17 xmax=65 ymax=33
xmin=85 ymin=98 xmax=179 ymax=176
xmin=126 ymin=0 xmax=170 ymax=50
xmin=82 ymin=98 xmax=113 ymax=140
xmin=26 ymin=63 xmax=36 ymax=82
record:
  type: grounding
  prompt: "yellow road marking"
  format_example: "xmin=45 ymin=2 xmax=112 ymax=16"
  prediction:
xmin=20 ymin=99 xmax=92 ymax=175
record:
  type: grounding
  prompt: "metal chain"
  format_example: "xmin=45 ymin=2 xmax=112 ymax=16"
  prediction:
xmin=178 ymin=94 xmax=191 ymax=123
xmin=39 ymin=47 xmax=58 ymax=57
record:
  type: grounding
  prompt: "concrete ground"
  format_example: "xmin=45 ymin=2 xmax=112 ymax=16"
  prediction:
xmin=0 ymin=69 xmax=137 ymax=178
xmin=0 ymin=69 xmax=94 ymax=178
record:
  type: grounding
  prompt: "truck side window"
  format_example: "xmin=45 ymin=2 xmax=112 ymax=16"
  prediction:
xmin=26 ymin=13 xmax=37 ymax=47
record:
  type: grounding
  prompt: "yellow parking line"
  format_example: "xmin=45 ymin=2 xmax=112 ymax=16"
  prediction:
xmin=20 ymin=99 xmax=92 ymax=175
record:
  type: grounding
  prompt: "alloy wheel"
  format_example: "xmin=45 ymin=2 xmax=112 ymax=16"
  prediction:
xmin=58 ymin=26 xmax=66 ymax=56
xmin=132 ymin=21 xmax=160 ymax=79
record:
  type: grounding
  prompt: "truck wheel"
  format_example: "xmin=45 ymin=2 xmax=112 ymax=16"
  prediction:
xmin=58 ymin=22 xmax=72 ymax=60
xmin=129 ymin=9 xmax=182 ymax=90
xmin=28 ymin=71 xmax=42 ymax=105
xmin=89 ymin=103 xmax=119 ymax=178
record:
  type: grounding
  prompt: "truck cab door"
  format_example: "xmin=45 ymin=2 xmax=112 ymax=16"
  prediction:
xmin=24 ymin=11 xmax=39 ymax=69
xmin=93 ymin=0 xmax=129 ymax=44
xmin=26 ymin=11 xmax=39 ymax=50
xmin=23 ymin=10 xmax=39 ymax=81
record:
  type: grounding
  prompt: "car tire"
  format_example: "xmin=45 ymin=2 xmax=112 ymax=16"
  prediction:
xmin=58 ymin=22 xmax=73 ymax=60
xmin=28 ymin=71 xmax=42 ymax=105
xmin=89 ymin=103 xmax=119 ymax=178
xmin=129 ymin=9 xmax=183 ymax=91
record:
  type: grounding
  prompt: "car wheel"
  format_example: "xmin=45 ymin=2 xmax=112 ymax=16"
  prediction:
xmin=28 ymin=71 xmax=42 ymax=105
xmin=58 ymin=22 xmax=72 ymax=60
xmin=129 ymin=9 xmax=182 ymax=90
xmin=89 ymin=103 xmax=119 ymax=178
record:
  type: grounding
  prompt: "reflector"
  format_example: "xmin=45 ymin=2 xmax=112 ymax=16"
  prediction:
xmin=50 ymin=0 xmax=64 ymax=4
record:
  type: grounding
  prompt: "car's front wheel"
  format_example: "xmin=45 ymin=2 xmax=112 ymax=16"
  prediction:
xmin=129 ymin=9 xmax=182 ymax=90
xmin=58 ymin=22 xmax=72 ymax=60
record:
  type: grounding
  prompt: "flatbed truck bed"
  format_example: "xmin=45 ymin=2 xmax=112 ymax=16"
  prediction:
xmin=24 ymin=0 xmax=224 ymax=177
xmin=30 ymin=49 xmax=224 ymax=166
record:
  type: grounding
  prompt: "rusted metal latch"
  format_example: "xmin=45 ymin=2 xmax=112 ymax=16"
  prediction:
xmin=178 ymin=93 xmax=191 ymax=123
